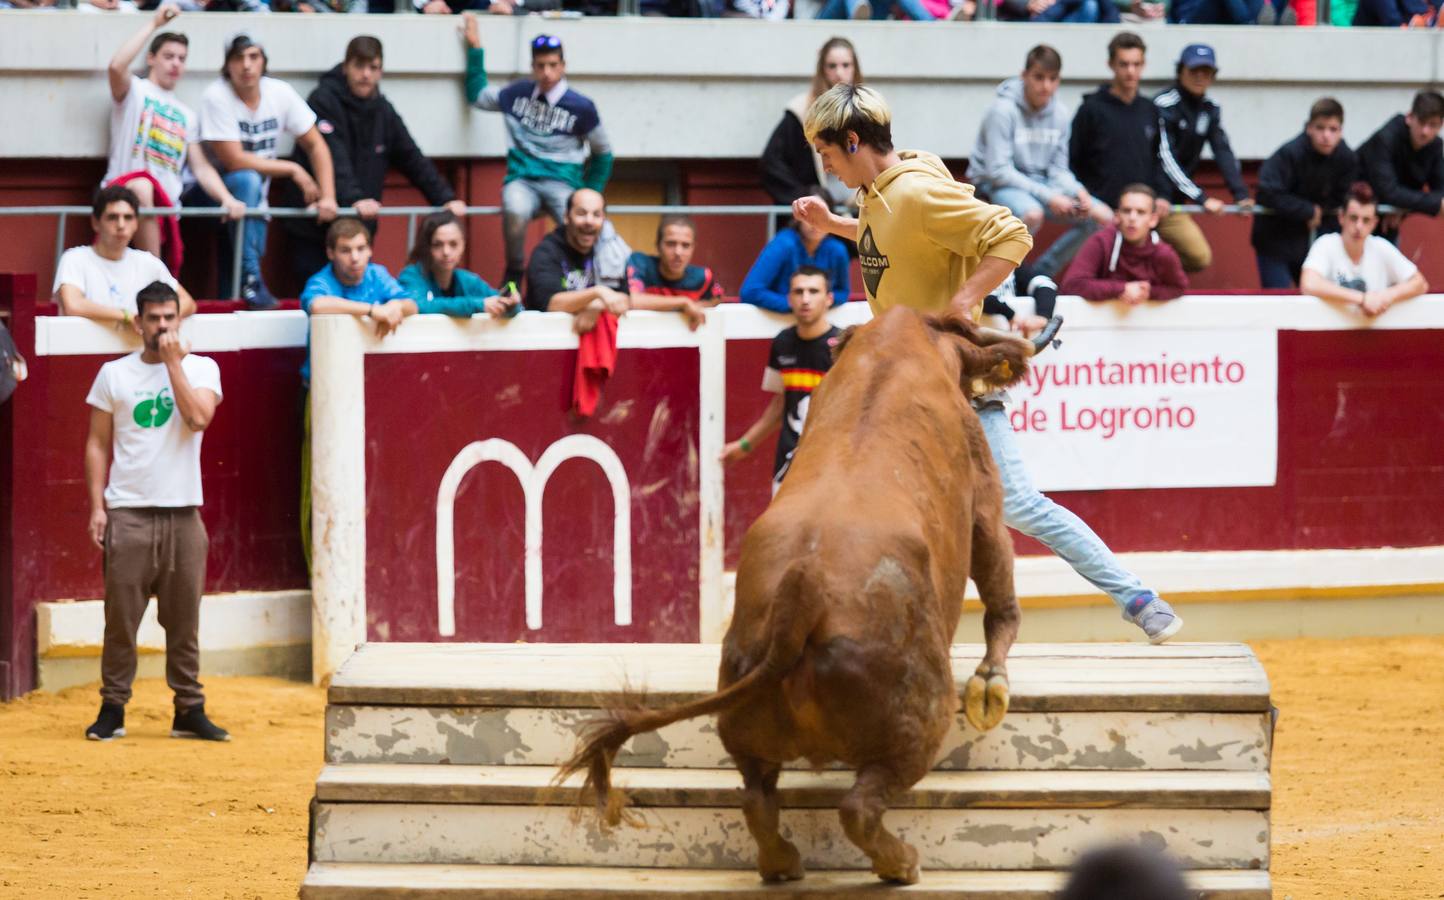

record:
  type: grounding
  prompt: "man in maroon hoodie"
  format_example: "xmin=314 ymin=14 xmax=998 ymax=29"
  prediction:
xmin=1060 ymin=183 xmax=1188 ymax=303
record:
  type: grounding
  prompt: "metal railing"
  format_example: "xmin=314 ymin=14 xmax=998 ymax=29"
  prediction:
xmin=0 ymin=200 xmax=1391 ymax=302
xmin=0 ymin=203 xmax=796 ymax=302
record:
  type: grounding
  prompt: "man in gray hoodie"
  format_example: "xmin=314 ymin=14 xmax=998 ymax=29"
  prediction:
xmin=968 ymin=45 xmax=1111 ymax=278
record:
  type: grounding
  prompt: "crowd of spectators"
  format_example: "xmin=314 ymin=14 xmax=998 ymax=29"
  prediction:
xmin=8 ymin=0 xmax=1443 ymax=26
xmin=43 ymin=11 xmax=1442 ymax=338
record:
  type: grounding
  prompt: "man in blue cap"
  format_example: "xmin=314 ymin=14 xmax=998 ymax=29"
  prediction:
xmin=1153 ymin=43 xmax=1253 ymax=273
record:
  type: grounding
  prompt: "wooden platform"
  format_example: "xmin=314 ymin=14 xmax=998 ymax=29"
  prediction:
xmin=305 ymin=642 xmax=1274 ymax=898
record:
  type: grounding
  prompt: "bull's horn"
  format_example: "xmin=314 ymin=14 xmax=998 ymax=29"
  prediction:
xmin=1028 ymin=316 xmax=1064 ymax=356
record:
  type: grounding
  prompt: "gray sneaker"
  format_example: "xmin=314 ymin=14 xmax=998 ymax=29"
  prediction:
xmin=1124 ymin=593 xmax=1183 ymax=644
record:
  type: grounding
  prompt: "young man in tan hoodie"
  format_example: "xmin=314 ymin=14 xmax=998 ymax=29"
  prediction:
xmin=793 ymin=83 xmax=1182 ymax=643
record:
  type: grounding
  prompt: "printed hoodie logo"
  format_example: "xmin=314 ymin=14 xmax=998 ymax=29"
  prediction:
xmin=133 ymin=387 xmax=174 ymax=429
xmin=858 ymin=226 xmax=890 ymax=298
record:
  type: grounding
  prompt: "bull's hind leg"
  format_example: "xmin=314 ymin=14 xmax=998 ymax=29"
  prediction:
xmin=964 ymin=511 xmax=1022 ymax=732
xmin=736 ymin=756 xmax=803 ymax=882
xmin=839 ymin=765 xmax=919 ymax=884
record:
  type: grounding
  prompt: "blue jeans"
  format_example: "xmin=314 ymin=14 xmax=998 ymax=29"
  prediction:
xmin=1169 ymin=0 xmax=1263 ymax=20
xmin=1033 ymin=0 xmax=1102 ymax=19
xmin=977 ymin=403 xmax=1149 ymax=612
xmin=183 ymin=169 xmax=267 ymax=294
xmin=502 ymin=178 xmax=574 ymax=276
xmin=1255 ymin=253 xmax=1300 ymax=289
xmin=988 ymin=186 xmax=1099 ymax=280
xmin=817 ymin=0 xmax=936 ymax=19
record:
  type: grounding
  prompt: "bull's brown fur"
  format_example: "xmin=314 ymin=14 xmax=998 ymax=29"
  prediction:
xmin=558 ymin=306 xmax=1027 ymax=884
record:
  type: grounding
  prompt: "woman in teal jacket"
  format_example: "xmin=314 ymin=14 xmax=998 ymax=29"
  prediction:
xmin=399 ymin=211 xmax=521 ymax=317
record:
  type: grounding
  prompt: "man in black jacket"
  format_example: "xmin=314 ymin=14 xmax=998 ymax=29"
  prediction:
xmin=1153 ymin=43 xmax=1253 ymax=273
xmin=1068 ymin=32 xmax=1172 ymax=224
xmin=1358 ymin=90 xmax=1444 ymax=245
xmin=280 ymin=36 xmax=466 ymax=284
xmin=1250 ymin=97 xmax=1359 ymax=289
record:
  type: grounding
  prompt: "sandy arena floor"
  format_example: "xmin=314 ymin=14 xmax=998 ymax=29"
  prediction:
xmin=1 ymin=636 xmax=1441 ymax=899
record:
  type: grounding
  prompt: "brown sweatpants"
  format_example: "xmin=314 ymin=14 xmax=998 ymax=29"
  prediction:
xmin=101 ymin=506 xmax=209 ymax=710
xmin=1156 ymin=211 xmax=1213 ymax=273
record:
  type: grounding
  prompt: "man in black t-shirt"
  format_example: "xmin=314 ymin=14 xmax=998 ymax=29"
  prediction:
xmin=721 ymin=266 xmax=840 ymax=493
xmin=523 ymin=187 xmax=630 ymax=334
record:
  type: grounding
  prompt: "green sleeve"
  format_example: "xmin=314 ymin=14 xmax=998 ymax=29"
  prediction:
xmin=582 ymin=153 xmax=615 ymax=193
xmin=465 ymin=46 xmax=488 ymax=106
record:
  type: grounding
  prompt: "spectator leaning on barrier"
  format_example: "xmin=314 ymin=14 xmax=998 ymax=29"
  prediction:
xmin=1300 ymin=182 xmax=1428 ymax=315
xmin=1153 ymin=43 xmax=1253 ymax=274
xmin=104 ymin=8 xmax=244 ymax=265
xmin=194 ymin=32 xmax=338 ymax=310
xmin=399 ymin=211 xmax=521 ymax=316
xmin=279 ymin=36 xmax=467 ymax=285
xmin=739 ymin=216 xmax=850 ymax=313
xmin=721 ymin=266 xmax=839 ymax=495
xmin=462 ymin=18 xmax=614 ymax=288
xmin=54 ymin=186 xmax=196 ymax=326
xmin=300 ymin=219 xmax=415 ymax=382
xmin=1250 ymin=97 xmax=1358 ymax=289
xmin=1068 ymin=33 xmax=1172 ymax=227
xmin=82 ymin=281 xmax=228 ymax=744
xmin=1358 ymin=90 xmax=1444 ymax=245
xmin=761 ymin=37 xmax=861 ymax=212
xmin=968 ymin=45 xmax=1110 ymax=279
xmin=524 ymin=188 xmax=631 ymax=335
xmin=626 ymin=215 xmax=724 ymax=331
xmin=1060 ymin=182 xmax=1188 ymax=304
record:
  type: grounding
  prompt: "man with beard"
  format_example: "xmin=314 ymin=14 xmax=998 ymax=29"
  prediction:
xmin=524 ymin=188 xmax=630 ymax=334
xmin=83 ymin=281 xmax=228 ymax=743
xmin=280 ymin=36 xmax=466 ymax=284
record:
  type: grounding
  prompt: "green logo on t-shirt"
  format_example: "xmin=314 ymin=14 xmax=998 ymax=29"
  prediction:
xmin=133 ymin=387 xmax=174 ymax=429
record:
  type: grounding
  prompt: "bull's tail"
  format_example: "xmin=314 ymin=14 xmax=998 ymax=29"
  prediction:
xmin=557 ymin=566 xmax=820 ymax=829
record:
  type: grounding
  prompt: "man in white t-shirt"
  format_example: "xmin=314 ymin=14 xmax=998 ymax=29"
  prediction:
xmin=1300 ymin=182 xmax=1429 ymax=317
xmin=83 ymin=281 xmax=229 ymax=743
xmin=104 ymin=7 xmax=244 ymax=260
xmin=53 ymin=185 xmax=196 ymax=325
xmin=193 ymin=32 xmax=338 ymax=309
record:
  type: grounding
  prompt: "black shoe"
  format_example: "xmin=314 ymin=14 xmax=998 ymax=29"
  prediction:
xmin=241 ymin=274 xmax=278 ymax=311
xmin=171 ymin=705 xmax=231 ymax=742
xmin=85 ymin=703 xmax=126 ymax=741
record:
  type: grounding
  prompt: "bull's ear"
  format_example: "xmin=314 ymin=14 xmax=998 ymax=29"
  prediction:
xmin=953 ymin=336 xmax=1030 ymax=398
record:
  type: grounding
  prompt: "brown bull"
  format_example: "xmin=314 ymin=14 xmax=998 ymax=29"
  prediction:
xmin=559 ymin=306 xmax=1037 ymax=885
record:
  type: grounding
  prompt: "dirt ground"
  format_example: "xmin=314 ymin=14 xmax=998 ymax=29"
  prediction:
xmin=1 ymin=636 xmax=1441 ymax=899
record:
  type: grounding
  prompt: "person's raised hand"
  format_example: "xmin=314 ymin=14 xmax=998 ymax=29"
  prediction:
xmin=157 ymin=330 xmax=189 ymax=365
xmin=792 ymin=195 xmax=832 ymax=232
xmin=354 ymin=198 xmax=382 ymax=220
xmin=461 ymin=12 xmax=483 ymax=48
xmin=153 ymin=3 xmax=179 ymax=26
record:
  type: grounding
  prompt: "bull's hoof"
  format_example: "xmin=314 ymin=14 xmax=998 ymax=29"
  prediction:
xmin=758 ymin=840 xmax=805 ymax=882
xmin=963 ymin=672 xmax=1010 ymax=732
xmin=873 ymin=845 xmax=921 ymax=885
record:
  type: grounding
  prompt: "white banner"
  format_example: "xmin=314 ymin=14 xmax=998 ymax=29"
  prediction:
xmin=1008 ymin=328 xmax=1277 ymax=492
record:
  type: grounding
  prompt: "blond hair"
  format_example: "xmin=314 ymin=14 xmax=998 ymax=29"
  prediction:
xmin=803 ymin=83 xmax=893 ymax=152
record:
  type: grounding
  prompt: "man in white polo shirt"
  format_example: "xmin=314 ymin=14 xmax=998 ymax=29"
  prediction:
xmin=194 ymin=31 xmax=338 ymax=309
xmin=83 ymin=281 xmax=228 ymax=743
xmin=53 ymin=185 xmax=196 ymax=326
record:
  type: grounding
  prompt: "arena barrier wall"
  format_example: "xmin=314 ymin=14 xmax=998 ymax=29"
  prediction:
xmin=5 ymin=278 xmax=1444 ymax=695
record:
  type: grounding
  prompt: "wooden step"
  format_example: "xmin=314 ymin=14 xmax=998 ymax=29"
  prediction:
xmin=301 ymin=863 xmax=1273 ymax=899
xmin=329 ymin=643 xmax=1271 ymax=713
xmin=325 ymin=705 xmax=1272 ymax=771
xmin=311 ymin=801 xmax=1270 ymax=870
xmin=314 ymin=764 xmax=1272 ymax=810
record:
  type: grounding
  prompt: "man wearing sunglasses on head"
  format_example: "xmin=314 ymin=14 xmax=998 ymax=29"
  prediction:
xmin=461 ymin=17 xmax=615 ymax=289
